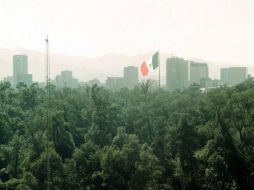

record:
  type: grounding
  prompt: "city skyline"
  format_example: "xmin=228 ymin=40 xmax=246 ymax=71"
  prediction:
xmin=1 ymin=48 xmax=253 ymax=84
xmin=3 ymin=53 xmax=249 ymax=90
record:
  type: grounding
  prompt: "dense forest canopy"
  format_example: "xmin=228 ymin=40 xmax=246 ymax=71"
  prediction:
xmin=0 ymin=80 xmax=254 ymax=190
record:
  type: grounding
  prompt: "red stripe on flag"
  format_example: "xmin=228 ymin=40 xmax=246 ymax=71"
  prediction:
xmin=141 ymin=62 xmax=149 ymax=76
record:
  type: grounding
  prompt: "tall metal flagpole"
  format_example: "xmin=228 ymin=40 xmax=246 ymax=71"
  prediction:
xmin=157 ymin=0 xmax=161 ymax=88
xmin=45 ymin=35 xmax=51 ymax=190
xmin=158 ymin=51 xmax=161 ymax=88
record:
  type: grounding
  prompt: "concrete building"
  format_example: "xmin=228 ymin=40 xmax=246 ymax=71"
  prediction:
xmin=190 ymin=62 xmax=208 ymax=85
xmin=54 ymin=70 xmax=78 ymax=88
xmin=166 ymin=57 xmax=189 ymax=90
xmin=13 ymin=55 xmax=32 ymax=87
xmin=106 ymin=77 xmax=124 ymax=91
xmin=61 ymin=70 xmax=72 ymax=82
xmin=123 ymin=66 xmax=138 ymax=88
xmin=221 ymin=67 xmax=247 ymax=86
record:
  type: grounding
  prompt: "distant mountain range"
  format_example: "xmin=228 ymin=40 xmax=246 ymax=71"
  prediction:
xmin=0 ymin=48 xmax=252 ymax=84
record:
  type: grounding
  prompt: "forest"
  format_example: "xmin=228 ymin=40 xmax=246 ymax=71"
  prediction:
xmin=0 ymin=79 xmax=254 ymax=190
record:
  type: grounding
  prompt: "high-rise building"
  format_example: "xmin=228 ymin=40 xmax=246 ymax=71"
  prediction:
xmin=13 ymin=55 xmax=32 ymax=86
xmin=54 ymin=70 xmax=78 ymax=88
xmin=13 ymin=55 xmax=28 ymax=76
xmin=190 ymin=62 xmax=208 ymax=84
xmin=221 ymin=67 xmax=247 ymax=86
xmin=61 ymin=70 xmax=72 ymax=82
xmin=123 ymin=66 xmax=138 ymax=88
xmin=166 ymin=57 xmax=188 ymax=90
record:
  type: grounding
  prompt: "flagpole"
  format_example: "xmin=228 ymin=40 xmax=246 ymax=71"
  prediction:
xmin=45 ymin=35 xmax=51 ymax=190
xmin=159 ymin=52 xmax=160 ymax=88
xmin=157 ymin=0 xmax=161 ymax=88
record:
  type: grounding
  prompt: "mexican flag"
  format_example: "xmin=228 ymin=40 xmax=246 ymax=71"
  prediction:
xmin=140 ymin=52 xmax=159 ymax=76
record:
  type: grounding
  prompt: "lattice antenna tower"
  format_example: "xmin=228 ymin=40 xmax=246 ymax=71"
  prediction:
xmin=45 ymin=35 xmax=51 ymax=190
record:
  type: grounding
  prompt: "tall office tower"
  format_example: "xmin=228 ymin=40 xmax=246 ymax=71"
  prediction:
xmin=189 ymin=62 xmax=209 ymax=84
xmin=166 ymin=57 xmax=188 ymax=90
xmin=221 ymin=67 xmax=247 ymax=86
xmin=123 ymin=66 xmax=138 ymax=88
xmin=13 ymin=55 xmax=32 ymax=87
xmin=61 ymin=70 xmax=73 ymax=84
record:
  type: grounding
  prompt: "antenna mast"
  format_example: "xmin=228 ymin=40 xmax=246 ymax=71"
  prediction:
xmin=45 ymin=35 xmax=51 ymax=190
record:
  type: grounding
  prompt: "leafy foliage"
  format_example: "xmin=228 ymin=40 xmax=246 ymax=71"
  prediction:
xmin=0 ymin=80 xmax=254 ymax=189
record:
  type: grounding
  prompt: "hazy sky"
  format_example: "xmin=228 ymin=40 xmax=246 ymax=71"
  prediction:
xmin=0 ymin=0 xmax=254 ymax=63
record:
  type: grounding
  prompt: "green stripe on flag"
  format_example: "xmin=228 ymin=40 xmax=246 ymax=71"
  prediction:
xmin=152 ymin=52 xmax=159 ymax=70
